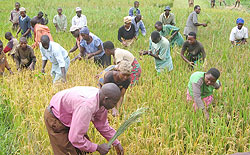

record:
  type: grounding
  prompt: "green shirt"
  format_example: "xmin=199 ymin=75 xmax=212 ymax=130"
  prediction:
xmin=159 ymin=25 xmax=184 ymax=47
xmin=53 ymin=14 xmax=67 ymax=32
xmin=149 ymin=36 xmax=173 ymax=72
xmin=159 ymin=13 xmax=176 ymax=26
xmin=188 ymin=72 xmax=220 ymax=109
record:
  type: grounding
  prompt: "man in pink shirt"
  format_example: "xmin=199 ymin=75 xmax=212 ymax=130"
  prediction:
xmin=44 ymin=83 xmax=124 ymax=155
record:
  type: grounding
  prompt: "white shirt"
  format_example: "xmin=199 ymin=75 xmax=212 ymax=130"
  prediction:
xmin=71 ymin=14 xmax=87 ymax=28
xmin=229 ymin=26 xmax=248 ymax=41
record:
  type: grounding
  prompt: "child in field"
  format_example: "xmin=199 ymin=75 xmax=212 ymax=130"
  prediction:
xmin=230 ymin=18 xmax=248 ymax=45
xmin=9 ymin=2 xmax=20 ymax=31
xmin=129 ymin=1 xmax=140 ymax=17
xmin=14 ymin=37 xmax=36 ymax=71
xmin=98 ymin=60 xmax=132 ymax=117
xmin=3 ymin=32 xmax=19 ymax=61
xmin=16 ymin=7 xmax=32 ymax=39
xmin=53 ymin=8 xmax=67 ymax=32
xmin=31 ymin=18 xmax=53 ymax=49
xmin=187 ymin=68 xmax=221 ymax=120
xmin=32 ymin=11 xmax=48 ymax=25
xmin=0 ymin=40 xmax=14 ymax=75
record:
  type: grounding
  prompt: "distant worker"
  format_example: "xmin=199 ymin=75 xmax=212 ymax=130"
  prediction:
xmin=188 ymin=0 xmax=194 ymax=7
xmin=230 ymin=18 xmax=248 ymax=45
xmin=235 ymin=0 xmax=240 ymax=7
xmin=131 ymin=14 xmax=146 ymax=37
xmin=155 ymin=21 xmax=184 ymax=47
xmin=211 ymin=0 xmax=215 ymax=8
xmin=53 ymin=8 xmax=67 ymax=32
xmin=32 ymin=11 xmax=48 ymax=25
xmin=184 ymin=5 xmax=207 ymax=38
xmin=72 ymin=7 xmax=87 ymax=28
xmin=118 ymin=16 xmax=136 ymax=47
xmin=187 ymin=68 xmax=221 ymax=121
xmin=9 ymin=2 xmax=20 ymax=31
xmin=16 ymin=7 xmax=32 ymax=39
xmin=159 ymin=6 xmax=176 ymax=26
xmin=129 ymin=1 xmax=141 ymax=17
xmin=219 ymin=0 xmax=227 ymax=6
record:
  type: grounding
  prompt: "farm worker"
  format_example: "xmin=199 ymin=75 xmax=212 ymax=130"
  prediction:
xmin=155 ymin=21 xmax=184 ymax=47
xmin=229 ymin=18 xmax=248 ymax=45
xmin=187 ymin=68 xmax=221 ymax=120
xmin=103 ymin=41 xmax=141 ymax=85
xmin=53 ymin=7 xmax=67 ymax=32
xmin=131 ymin=14 xmax=146 ymax=37
xmin=219 ymin=0 xmax=226 ymax=6
xmin=98 ymin=61 xmax=132 ymax=117
xmin=39 ymin=35 xmax=70 ymax=83
xmin=44 ymin=83 xmax=124 ymax=155
xmin=69 ymin=25 xmax=82 ymax=53
xmin=184 ymin=5 xmax=207 ymax=38
xmin=129 ymin=1 xmax=140 ymax=17
xmin=31 ymin=18 xmax=53 ymax=49
xmin=180 ymin=32 xmax=206 ymax=67
xmin=188 ymin=0 xmax=194 ymax=7
xmin=235 ymin=0 xmax=240 ymax=7
xmin=14 ymin=37 xmax=36 ymax=71
xmin=159 ymin=6 xmax=176 ymax=26
xmin=3 ymin=32 xmax=19 ymax=61
xmin=16 ymin=7 xmax=32 ymax=39
xmin=32 ymin=11 xmax=48 ymax=25
xmin=211 ymin=0 xmax=215 ymax=8
xmin=9 ymin=2 xmax=20 ymax=31
xmin=118 ymin=16 xmax=137 ymax=47
xmin=142 ymin=31 xmax=173 ymax=73
xmin=71 ymin=7 xmax=87 ymax=28
xmin=72 ymin=27 xmax=111 ymax=67
xmin=0 ymin=40 xmax=14 ymax=75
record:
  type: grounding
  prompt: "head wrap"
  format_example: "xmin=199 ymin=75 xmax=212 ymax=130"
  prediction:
xmin=124 ymin=16 xmax=132 ymax=24
xmin=207 ymin=68 xmax=220 ymax=79
xmin=236 ymin=18 xmax=244 ymax=24
xmin=79 ymin=26 xmax=90 ymax=35
xmin=117 ymin=61 xmax=133 ymax=75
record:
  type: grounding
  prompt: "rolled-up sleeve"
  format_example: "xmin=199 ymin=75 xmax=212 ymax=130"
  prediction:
xmin=69 ymin=106 xmax=98 ymax=152
xmin=93 ymin=108 xmax=120 ymax=146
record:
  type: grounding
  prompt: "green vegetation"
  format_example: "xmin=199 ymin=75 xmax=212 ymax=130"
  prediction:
xmin=0 ymin=0 xmax=249 ymax=154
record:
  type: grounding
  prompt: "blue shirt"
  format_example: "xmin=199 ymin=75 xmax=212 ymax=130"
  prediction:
xmin=19 ymin=15 xmax=32 ymax=38
xmin=131 ymin=17 xmax=146 ymax=36
xmin=40 ymin=41 xmax=69 ymax=68
xmin=129 ymin=7 xmax=141 ymax=17
xmin=80 ymin=33 xmax=104 ymax=59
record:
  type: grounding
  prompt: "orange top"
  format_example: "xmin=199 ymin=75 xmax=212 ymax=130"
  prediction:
xmin=32 ymin=24 xmax=53 ymax=49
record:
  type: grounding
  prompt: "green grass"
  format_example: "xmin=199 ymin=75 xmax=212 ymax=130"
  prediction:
xmin=0 ymin=0 xmax=249 ymax=154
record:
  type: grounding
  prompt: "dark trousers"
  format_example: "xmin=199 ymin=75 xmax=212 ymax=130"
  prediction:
xmin=94 ymin=54 xmax=111 ymax=67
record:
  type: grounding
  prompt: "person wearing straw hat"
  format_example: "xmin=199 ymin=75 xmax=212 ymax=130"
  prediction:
xmin=72 ymin=27 xmax=111 ymax=67
xmin=44 ymin=83 xmax=124 ymax=155
xmin=69 ymin=25 xmax=83 ymax=54
xmin=53 ymin=7 xmax=67 ymax=32
xmin=72 ymin=7 xmax=87 ymax=28
xmin=159 ymin=6 xmax=176 ymax=26
xmin=118 ymin=16 xmax=136 ymax=47
xmin=229 ymin=18 xmax=248 ymax=45
xmin=98 ymin=60 xmax=132 ymax=117
xmin=187 ymin=68 xmax=221 ymax=121
xmin=16 ymin=7 xmax=32 ymax=39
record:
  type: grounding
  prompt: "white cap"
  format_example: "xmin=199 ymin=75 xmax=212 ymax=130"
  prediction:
xmin=20 ymin=7 xmax=26 ymax=12
xmin=70 ymin=25 xmax=80 ymax=32
xmin=76 ymin=7 xmax=82 ymax=12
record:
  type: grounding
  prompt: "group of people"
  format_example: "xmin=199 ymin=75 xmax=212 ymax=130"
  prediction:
xmin=1 ymin=1 xmax=247 ymax=154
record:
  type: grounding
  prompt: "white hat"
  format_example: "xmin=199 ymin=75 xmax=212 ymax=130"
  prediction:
xmin=76 ymin=7 xmax=82 ymax=12
xmin=70 ymin=25 xmax=80 ymax=32
xmin=20 ymin=7 xmax=26 ymax=12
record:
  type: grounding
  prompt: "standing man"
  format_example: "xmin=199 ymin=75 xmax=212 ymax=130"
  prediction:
xmin=9 ymin=2 xmax=20 ymax=31
xmin=72 ymin=7 xmax=87 ymax=28
xmin=184 ymin=5 xmax=207 ymax=38
xmin=44 ymin=83 xmax=124 ymax=155
xmin=129 ymin=1 xmax=141 ymax=17
xmin=159 ymin=6 xmax=176 ymax=26
xmin=53 ymin=8 xmax=67 ymax=32
xmin=180 ymin=32 xmax=206 ymax=67
xmin=142 ymin=31 xmax=173 ymax=73
xmin=16 ymin=7 xmax=32 ymax=39
xmin=131 ymin=14 xmax=146 ymax=37
xmin=40 ymin=35 xmax=70 ymax=83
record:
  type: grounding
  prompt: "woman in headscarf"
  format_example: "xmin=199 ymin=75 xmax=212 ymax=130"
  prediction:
xmin=118 ymin=16 xmax=137 ymax=47
xmin=73 ymin=26 xmax=111 ymax=67
xmin=98 ymin=60 xmax=133 ymax=117
xmin=187 ymin=68 xmax=221 ymax=120
xmin=229 ymin=18 xmax=248 ymax=45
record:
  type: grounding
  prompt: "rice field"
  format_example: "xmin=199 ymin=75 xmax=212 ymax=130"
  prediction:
xmin=0 ymin=0 xmax=249 ymax=154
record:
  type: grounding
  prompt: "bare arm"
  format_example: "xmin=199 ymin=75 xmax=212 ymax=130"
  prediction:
xmin=69 ymin=42 xmax=78 ymax=53
xmin=61 ymin=67 xmax=66 ymax=82
xmin=181 ymin=50 xmax=193 ymax=66
xmin=41 ymin=60 xmax=47 ymax=73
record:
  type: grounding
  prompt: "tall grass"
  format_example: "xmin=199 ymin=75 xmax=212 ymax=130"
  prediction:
xmin=0 ymin=0 xmax=249 ymax=154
